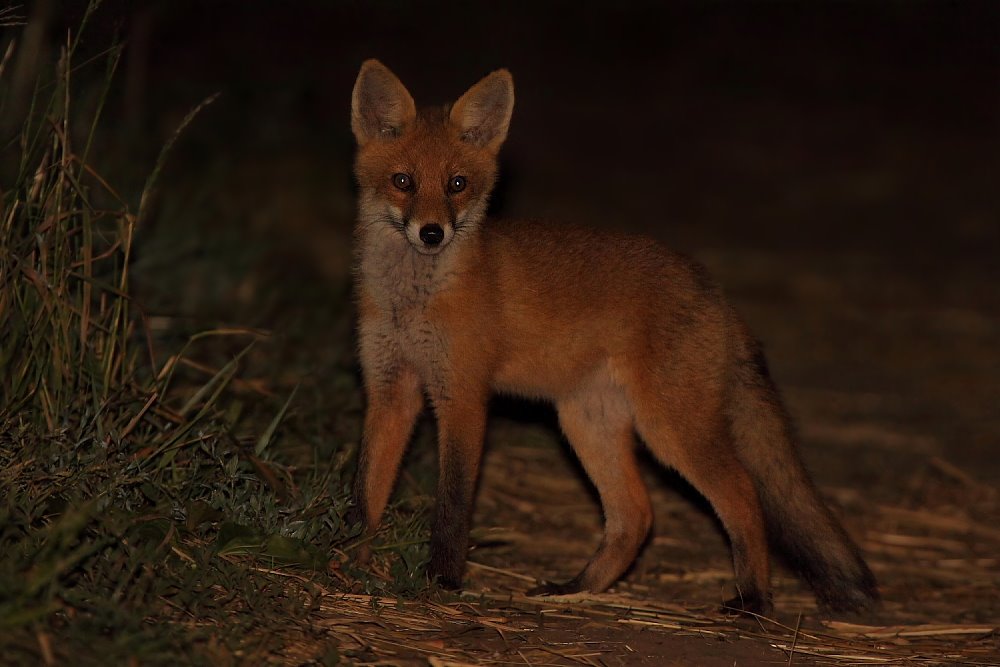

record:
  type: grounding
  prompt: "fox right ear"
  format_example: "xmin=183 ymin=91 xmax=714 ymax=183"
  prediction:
xmin=449 ymin=69 xmax=514 ymax=152
xmin=351 ymin=60 xmax=416 ymax=145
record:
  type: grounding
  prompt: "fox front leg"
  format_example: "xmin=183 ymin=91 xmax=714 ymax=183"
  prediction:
xmin=426 ymin=391 xmax=488 ymax=589
xmin=351 ymin=365 xmax=424 ymax=558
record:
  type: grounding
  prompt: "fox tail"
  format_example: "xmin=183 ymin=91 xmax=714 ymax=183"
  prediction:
xmin=727 ymin=333 xmax=879 ymax=612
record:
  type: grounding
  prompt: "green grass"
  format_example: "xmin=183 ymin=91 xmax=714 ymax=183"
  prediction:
xmin=0 ymin=9 xmax=434 ymax=665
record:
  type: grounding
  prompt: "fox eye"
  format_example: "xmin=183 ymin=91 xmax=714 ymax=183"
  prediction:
xmin=391 ymin=173 xmax=412 ymax=191
xmin=448 ymin=175 xmax=467 ymax=193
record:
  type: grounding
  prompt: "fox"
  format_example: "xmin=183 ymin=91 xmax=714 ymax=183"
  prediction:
xmin=348 ymin=59 xmax=879 ymax=614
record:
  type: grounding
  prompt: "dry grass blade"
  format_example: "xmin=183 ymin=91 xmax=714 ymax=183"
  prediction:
xmin=787 ymin=612 xmax=803 ymax=666
xmin=136 ymin=92 xmax=220 ymax=227
xmin=255 ymin=383 xmax=299 ymax=455
xmin=467 ymin=560 xmax=539 ymax=583
xmin=876 ymin=505 xmax=1000 ymax=541
xmin=0 ymin=37 xmax=17 ymax=77
xmin=824 ymin=621 xmax=998 ymax=639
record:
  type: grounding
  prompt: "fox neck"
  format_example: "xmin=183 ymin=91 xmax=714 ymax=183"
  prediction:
xmin=356 ymin=221 xmax=480 ymax=311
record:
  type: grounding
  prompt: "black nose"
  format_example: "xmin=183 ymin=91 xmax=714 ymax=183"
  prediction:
xmin=419 ymin=223 xmax=444 ymax=246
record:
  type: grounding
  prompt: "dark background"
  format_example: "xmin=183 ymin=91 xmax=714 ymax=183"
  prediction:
xmin=104 ymin=0 xmax=999 ymax=247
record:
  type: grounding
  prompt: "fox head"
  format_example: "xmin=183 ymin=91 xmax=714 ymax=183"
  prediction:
xmin=351 ymin=60 xmax=514 ymax=255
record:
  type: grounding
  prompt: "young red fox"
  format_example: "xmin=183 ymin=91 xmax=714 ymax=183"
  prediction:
xmin=349 ymin=59 xmax=879 ymax=614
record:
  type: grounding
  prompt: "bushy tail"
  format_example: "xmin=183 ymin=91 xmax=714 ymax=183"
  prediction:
xmin=727 ymin=334 xmax=879 ymax=612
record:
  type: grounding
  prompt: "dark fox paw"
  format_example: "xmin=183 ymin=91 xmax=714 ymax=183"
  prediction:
xmin=435 ymin=576 xmax=463 ymax=591
xmin=427 ymin=559 xmax=464 ymax=591
xmin=721 ymin=592 xmax=773 ymax=617
xmin=816 ymin=580 xmax=881 ymax=614
xmin=352 ymin=542 xmax=373 ymax=566
xmin=526 ymin=577 xmax=584 ymax=596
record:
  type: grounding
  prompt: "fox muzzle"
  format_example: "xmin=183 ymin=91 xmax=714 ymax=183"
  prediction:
xmin=404 ymin=219 xmax=452 ymax=254
xmin=419 ymin=223 xmax=445 ymax=246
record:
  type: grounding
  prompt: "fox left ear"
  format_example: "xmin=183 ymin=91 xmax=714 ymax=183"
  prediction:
xmin=352 ymin=59 xmax=416 ymax=145
xmin=449 ymin=69 xmax=514 ymax=151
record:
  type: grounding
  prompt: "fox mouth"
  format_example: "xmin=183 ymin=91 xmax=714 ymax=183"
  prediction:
xmin=411 ymin=241 xmax=446 ymax=255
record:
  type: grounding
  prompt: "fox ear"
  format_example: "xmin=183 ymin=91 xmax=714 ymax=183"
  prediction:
xmin=449 ymin=69 xmax=514 ymax=151
xmin=352 ymin=59 xmax=416 ymax=145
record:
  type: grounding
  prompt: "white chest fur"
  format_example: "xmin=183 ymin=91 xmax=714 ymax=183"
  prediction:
xmin=357 ymin=233 xmax=459 ymax=392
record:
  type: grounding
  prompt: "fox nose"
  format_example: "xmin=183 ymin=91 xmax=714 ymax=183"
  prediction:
xmin=419 ymin=223 xmax=444 ymax=246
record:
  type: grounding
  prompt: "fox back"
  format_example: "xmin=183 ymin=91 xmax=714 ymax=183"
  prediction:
xmin=349 ymin=60 xmax=879 ymax=614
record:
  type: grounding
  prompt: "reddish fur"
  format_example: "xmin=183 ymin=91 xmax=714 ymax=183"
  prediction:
xmin=348 ymin=60 xmax=879 ymax=613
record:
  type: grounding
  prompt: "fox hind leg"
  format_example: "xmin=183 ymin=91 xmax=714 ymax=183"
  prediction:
xmin=529 ymin=381 xmax=653 ymax=595
xmin=632 ymin=402 xmax=773 ymax=615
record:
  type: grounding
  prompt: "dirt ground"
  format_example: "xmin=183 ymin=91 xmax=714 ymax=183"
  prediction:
xmin=58 ymin=2 xmax=1000 ymax=663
